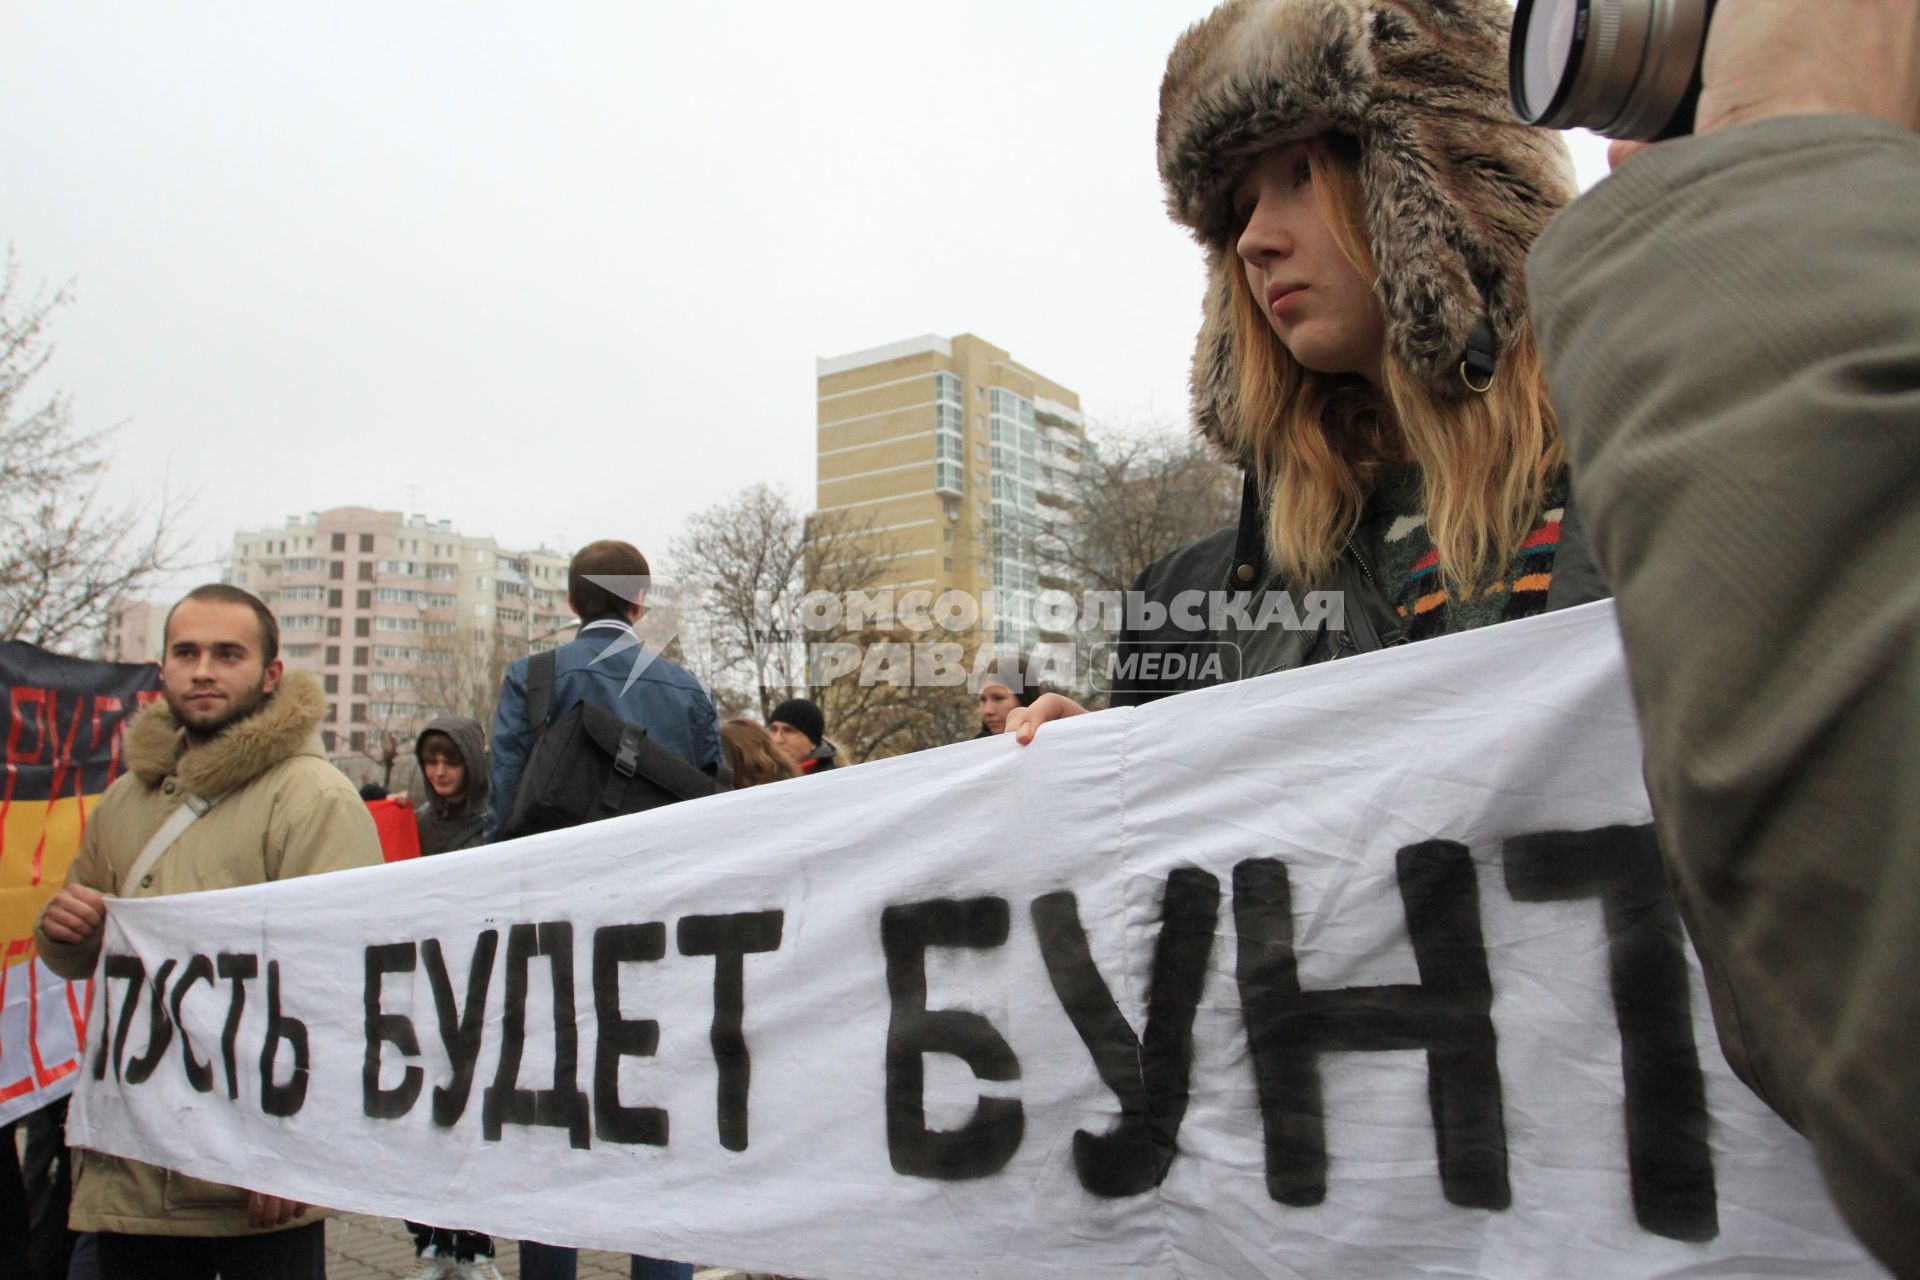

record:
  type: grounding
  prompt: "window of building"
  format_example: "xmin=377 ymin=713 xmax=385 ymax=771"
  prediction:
xmin=943 ymin=528 xmax=953 ymax=543
xmin=351 ymin=705 xmax=367 ymax=724
xmin=352 ymin=674 xmax=368 ymax=695
xmin=354 ymin=646 xmax=369 ymax=665
xmin=944 ymin=558 xmax=954 ymax=573
xmin=975 ymin=441 xmax=985 ymax=460
xmin=354 ymin=618 xmax=370 ymax=637
xmin=326 ymin=618 xmax=341 ymax=637
xmin=357 ymin=562 xmax=374 ymax=582
xmin=323 ymin=674 xmax=338 ymax=694
xmin=327 ymin=588 xmax=342 ymax=608
xmin=331 ymin=533 xmax=346 ymax=552
xmin=324 ymin=645 xmax=339 ymax=665
xmin=322 ymin=730 xmax=337 ymax=753
xmin=357 ymin=590 xmax=371 ymax=608
xmin=349 ymin=730 xmax=365 ymax=752
xmin=359 ymin=533 xmax=374 ymax=553
xmin=329 ymin=561 xmax=344 ymax=580
xmin=325 ymin=705 xmax=337 ymax=723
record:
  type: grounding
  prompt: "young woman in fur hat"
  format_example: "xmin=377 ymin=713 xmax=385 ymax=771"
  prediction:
xmin=1013 ymin=0 xmax=1607 ymax=739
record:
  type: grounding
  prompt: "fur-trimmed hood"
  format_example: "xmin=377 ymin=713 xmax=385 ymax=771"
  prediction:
xmin=1157 ymin=0 xmax=1575 ymax=457
xmin=126 ymin=669 xmax=327 ymax=797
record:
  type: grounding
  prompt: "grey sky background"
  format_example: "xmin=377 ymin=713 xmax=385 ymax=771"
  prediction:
xmin=4 ymin=2 xmax=1608 ymax=587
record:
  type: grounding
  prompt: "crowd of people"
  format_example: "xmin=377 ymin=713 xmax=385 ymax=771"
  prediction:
xmin=23 ymin=0 xmax=1919 ymax=1275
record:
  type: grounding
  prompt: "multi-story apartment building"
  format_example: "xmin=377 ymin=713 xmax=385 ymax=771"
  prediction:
xmin=814 ymin=333 xmax=1085 ymax=652
xmin=225 ymin=507 xmax=573 ymax=771
xmin=102 ymin=599 xmax=167 ymax=665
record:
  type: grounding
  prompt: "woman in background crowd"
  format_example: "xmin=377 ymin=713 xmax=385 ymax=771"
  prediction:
xmin=973 ymin=654 xmax=1040 ymax=738
xmin=721 ymin=718 xmax=801 ymax=787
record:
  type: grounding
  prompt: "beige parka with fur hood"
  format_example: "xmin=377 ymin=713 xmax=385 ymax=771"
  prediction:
xmin=35 ymin=668 xmax=381 ymax=1236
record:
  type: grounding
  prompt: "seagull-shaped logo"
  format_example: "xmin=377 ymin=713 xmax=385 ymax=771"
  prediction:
xmin=581 ymin=574 xmax=663 ymax=695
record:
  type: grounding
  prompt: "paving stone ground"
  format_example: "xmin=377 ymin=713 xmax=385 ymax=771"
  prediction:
xmin=325 ymin=1213 xmax=745 ymax=1280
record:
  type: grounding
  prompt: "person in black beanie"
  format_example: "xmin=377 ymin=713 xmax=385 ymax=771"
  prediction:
xmin=766 ymin=697 xmax=839 ymax=774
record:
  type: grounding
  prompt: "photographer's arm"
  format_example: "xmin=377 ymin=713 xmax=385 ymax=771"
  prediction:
xmin=1529 ymin=116 xmax=1920 ymax=1274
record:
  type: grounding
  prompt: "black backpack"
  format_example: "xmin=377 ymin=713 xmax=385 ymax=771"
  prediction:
xmin=496 ymin=647 xmax=720 ymax=840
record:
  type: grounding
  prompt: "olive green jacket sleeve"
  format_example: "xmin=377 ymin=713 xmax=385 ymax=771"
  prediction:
xmin=1528 ymin=115 xmax=1920 ymax=1275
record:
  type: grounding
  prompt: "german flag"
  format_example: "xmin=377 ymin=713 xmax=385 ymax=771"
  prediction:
xmin=1 ymin=640 xmax=160 ymax=1119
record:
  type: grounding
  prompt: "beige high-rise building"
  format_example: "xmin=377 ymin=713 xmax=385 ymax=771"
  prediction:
xmin=815 ymin=333 xmax=1085 ymax=651
xmin=225 ymin=507 xmax=573 ymax=774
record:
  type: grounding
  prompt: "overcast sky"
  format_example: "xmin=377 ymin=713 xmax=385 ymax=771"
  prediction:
xmin=4 ymin=2 xmax=1609 ymax=589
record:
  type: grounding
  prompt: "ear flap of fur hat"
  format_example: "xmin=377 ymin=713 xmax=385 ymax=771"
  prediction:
xmin=1158 ymin=0 xmax=1575 ymax=455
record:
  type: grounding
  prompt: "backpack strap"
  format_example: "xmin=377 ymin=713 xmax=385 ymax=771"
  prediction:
xmin=123 ymin=792 xmax=219 ymax=893
xmin=593 ymin=725 xmax=648 ymax=821
xmin=525 ymin=648 xmax=557 ymax=731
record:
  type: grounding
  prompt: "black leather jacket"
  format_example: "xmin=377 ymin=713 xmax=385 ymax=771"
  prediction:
xmin=1108 ymin=474 xmax=1610 ymax=706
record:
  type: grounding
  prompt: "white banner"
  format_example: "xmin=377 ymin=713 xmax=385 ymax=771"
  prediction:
xmin=67 ymin=603 xmax=1881 ymax=1278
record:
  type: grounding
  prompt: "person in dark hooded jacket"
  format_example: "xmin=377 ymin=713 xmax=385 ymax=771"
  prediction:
xmin=413 ymin=715 xmax=489 ymax=856
xmin=403 ymin=715 xmax=500 ymax=1276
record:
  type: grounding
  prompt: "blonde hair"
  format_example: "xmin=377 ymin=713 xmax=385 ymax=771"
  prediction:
xmin=1227 ymin=137 xmax=1563 ymax=592
xmin=721 ymin=718 xmax=800 ymax=788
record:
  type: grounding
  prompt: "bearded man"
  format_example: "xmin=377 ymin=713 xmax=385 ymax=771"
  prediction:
xmin=35 ymin=582 xmax=380 ymax=1280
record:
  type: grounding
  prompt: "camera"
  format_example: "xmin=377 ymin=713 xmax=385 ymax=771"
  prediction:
xmin=1509 ymin=0 xmax=1718 ymax=139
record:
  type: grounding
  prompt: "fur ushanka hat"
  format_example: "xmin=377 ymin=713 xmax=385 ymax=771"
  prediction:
xmin=1157 ymin=0 xmax=1576 ymax=459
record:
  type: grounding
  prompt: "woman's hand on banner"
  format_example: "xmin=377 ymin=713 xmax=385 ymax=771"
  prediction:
xmin=247 ymin=1192 xmax=310 ymax=1229
xmin=40 ymin=884 xmax=110 ymax=946
xmin=1007 ymin=693 xmax=1088 ymax=745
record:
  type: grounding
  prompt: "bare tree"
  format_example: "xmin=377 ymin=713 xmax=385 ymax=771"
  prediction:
xmin=1029 ymin=423 xmax=1241 ymax=704
xmin=1021 ymin=426 xmax=1244 ymax=710
xmin=411 ymin=623 xmax=516 ymax=728
xmin=670 ymin=483 xmax=895 ymax=721
xmin=1 ymin=248 xmax=192 ymax=653
xmin=670 ymin=483 xmax=981 ymax=760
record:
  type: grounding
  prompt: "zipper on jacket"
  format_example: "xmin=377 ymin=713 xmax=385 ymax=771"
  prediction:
xmin=1343 ymin=536 xmax=1408 ymax=650
xmin=1344 ymin=536 xmax=1381 ymax=593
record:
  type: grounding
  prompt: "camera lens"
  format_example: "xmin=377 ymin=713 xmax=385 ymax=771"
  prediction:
xmin=1509 ymin=0 xmax=1716 ymax=140
xmin=1516 ymin=0 xmax=1582 ymax=122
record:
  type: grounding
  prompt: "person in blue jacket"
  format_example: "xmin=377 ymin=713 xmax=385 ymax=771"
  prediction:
xmin=487 ymin=539 xmax=720 ymax=838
